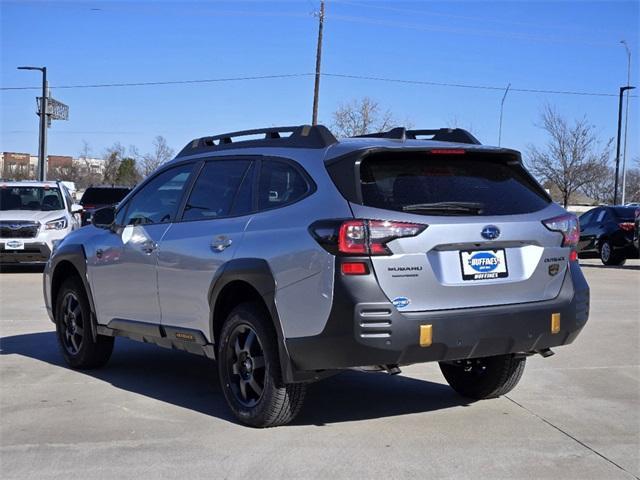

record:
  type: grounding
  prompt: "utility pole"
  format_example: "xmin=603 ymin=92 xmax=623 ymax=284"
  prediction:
xmin=620 ymin=40 xmax=631 ymax=204
xmin=311 ymin=0 xmax=325 ymax=126
xmin=614 ymin=85 xmax=635 ymax=205
xmin=18 ymin=66 xmax=48 ymax=181
xmin=498 ymin=83 xmax=511 ymax=146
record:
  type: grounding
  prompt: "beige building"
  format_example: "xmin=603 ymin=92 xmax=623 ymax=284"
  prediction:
xmin=1 ymin=152 xmax=105 ymax=180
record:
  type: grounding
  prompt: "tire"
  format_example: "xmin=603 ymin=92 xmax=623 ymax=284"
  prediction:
xmin=55 ymin=277 xmax=114 ymax=369
xmin=439 ymin=354 xmax=526 ymax=399
xmin=217 ymin=303 xmax=306 ymax=427
xmin=599 ymin=240 xmax=626 ymax=266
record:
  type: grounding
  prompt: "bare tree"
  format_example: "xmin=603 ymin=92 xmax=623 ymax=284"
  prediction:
xmin=331 ymin=97 xmax=396 ymax=138
xmin=102 ymin=142 xmax=125 ymax=185
xmin=526 ymin=105 xmax=613 ymax=208
xmin=73 ymin=141 xmax=101 ymax=188
xmin=445 ymin=115 xmax=476 ymax=135
xmin=141 ymin=136 xmax=174 ymax=177
xmin=623 ymin=159 xmax=640 ymax=203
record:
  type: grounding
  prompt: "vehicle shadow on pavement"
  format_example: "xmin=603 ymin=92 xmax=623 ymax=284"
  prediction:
xmin=579 ymin=263 xmax=640 ymax=271
xmin=1 ymin=331 xmax=470 ymax=426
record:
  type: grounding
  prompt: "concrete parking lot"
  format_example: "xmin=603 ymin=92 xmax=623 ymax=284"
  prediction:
xmin=0 ymin=260 xmax=638 ymax=479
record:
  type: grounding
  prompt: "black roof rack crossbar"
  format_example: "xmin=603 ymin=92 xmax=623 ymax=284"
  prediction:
xmin=354 ymin=127 xmax=481 ymax=145
xmin=177 ymin=125 xmax=337 ymax=157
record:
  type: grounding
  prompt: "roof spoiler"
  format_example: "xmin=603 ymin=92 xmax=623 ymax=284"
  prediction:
xmin=354 ymin=127 xmax=481 ymax=145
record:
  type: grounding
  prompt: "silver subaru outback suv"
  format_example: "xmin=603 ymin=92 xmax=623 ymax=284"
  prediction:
xmin=43 ymin=125 xmax=589 ymax=427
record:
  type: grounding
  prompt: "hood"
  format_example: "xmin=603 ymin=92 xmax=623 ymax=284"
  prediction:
xmin=0 ymin=209 xmax=67 ymax=224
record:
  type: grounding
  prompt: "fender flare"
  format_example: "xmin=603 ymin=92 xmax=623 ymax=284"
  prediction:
xmin=208 ymin=258 xmax=296 ymax=383
xmin=49 ymin=243 xmax=99 ymax=342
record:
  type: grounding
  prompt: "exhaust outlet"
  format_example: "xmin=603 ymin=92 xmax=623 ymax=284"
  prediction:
xmin=536 ymin=348 xmax=555 ymax=358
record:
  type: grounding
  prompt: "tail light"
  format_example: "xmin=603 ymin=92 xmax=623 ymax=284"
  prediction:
xmin=310 ymin=219 xmax=427 ymax=256
xmin=542 ymin=214 xmax=579 ymax=248
xmin=619 ymin=222 xmax=634 ymax=232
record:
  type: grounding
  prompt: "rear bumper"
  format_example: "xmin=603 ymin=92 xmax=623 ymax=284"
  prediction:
xmin=286 ymin=260 xmax=589 ymax=371
xmin=0 ymin=242 xmax=51 ymax=263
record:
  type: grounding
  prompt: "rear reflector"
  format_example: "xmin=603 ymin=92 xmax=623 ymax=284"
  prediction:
xmin=569 ymin=250 xmax=578 ymax=262
xmin=419 ymin=324 xmax=433 ymax=347
xmin=551 ymin=313 xmax=561 ymax=334
xmin=341 ymin=262 xmax=369 ymax=275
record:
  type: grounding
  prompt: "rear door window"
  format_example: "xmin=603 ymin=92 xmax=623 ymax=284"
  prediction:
xmin=359 ymin=153 xmax=550 ymax=216
xmin=579 ymin=210 xmax=595 ymax=230
xmin=182 ymin=160 xmax=252 ymax=221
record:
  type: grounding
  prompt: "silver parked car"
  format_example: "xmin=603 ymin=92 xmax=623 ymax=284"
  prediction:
xmin=44 ymin=125 xmax=589 ymax=427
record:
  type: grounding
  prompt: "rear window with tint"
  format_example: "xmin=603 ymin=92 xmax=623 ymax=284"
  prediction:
xmin=81 ymin=187 xmax=130 ymax=205
xmin=612 ymin=206 xmax=637 ymax=221
xmin=359 ymin=153 xmax=550 ymax=216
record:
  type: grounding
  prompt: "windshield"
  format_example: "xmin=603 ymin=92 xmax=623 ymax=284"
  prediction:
xmin=0 ymin=186 xmax=65 ymax=211
xmin=81 ymin=187 xmax=130 ymax=205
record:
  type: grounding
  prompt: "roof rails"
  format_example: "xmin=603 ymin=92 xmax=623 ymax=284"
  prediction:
xmin=177 ymin=125 xmax=338 ymax=157
xmin=355 ymin=127 xmax=481 ymax=145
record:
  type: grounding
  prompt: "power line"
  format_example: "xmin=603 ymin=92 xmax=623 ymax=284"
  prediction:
xmin=1 ymin=72 xmax=634 ymax=98
xmin=322 ymin=73 xmax=628 ymax=98
xmin=336 ymin=0 xmax=633 ymax=38
xmin=0 ymin=73 xmax=314 ymax=91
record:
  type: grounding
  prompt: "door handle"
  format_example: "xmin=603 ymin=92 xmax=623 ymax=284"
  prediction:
xmin=211 ymin=235 xmax=232 ymax=252
xmin=96 ymin=248 xmax=104 ymax=259
xmin=142 ymin=240 xmax=158 ymax=254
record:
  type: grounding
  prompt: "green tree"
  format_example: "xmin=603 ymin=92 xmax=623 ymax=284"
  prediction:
xmin=115 ymin=157 xmax=140 ymax=186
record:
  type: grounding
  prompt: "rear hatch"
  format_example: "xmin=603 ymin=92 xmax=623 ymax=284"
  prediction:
xmin=327 ymin=147 xmax=571 ymax=312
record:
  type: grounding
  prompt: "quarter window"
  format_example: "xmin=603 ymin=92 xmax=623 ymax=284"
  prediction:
xmin=182 ymin=160 xmax=251 ymax=221
xmin=123 ymin=164 xmax=193 ymax=226
xmin=257 ymin=160 xmax=309 ymax=210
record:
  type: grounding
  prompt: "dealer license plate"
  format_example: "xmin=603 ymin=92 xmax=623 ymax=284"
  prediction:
xmin=460 ymin=249 xmax=508 ymax=280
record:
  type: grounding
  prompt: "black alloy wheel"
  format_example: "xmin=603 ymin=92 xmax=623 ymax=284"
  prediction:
xmin=59 ymin=292 xmax=85 ymax=356
xmin=224 ymin=323 xmax=267 ymax=407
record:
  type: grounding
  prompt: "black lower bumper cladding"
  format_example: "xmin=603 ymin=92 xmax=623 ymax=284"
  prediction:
xmin=0 ymin=243 xmax=51 ymax=263
xmin=286 ymin=260 xmax=589 ymax=371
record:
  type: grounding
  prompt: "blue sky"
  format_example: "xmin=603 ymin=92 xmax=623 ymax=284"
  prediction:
xmin=1 ymin=0 xmax=638 ymax=164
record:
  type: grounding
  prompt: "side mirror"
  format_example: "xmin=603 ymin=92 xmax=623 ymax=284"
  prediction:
xmin=92 ymin=206 xmax=116 ymax=228
xmin=71 ymin=203 xmax=83 ymax=214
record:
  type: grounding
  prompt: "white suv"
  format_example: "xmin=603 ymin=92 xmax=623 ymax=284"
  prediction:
xmin=0 ymin=181 xmax=82 ymax=263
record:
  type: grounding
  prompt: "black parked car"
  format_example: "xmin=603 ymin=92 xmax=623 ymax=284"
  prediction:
xmin=79 ymin=186 xmax=131 ymax=226
xmin=578 ymin=206 xmax=639 ymax=265
xmin=634 ymin=208 xmax=640 ymax=252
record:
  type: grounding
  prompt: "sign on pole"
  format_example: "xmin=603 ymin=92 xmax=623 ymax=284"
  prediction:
xmin=36 ymin=96 xmax=69 ymax=126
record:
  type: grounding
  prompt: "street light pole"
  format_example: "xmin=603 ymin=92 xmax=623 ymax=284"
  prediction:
xmin=620 ymin=40 xmax=631 ymax=204
xmin=614 ymin=85 xmax=635 ymax=205
xmin=17 ymin=66 xmax=48 ymax=181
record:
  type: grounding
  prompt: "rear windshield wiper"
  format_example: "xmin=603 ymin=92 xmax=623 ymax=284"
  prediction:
xmin=401 ymin=201 xmax=485 ymax=215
